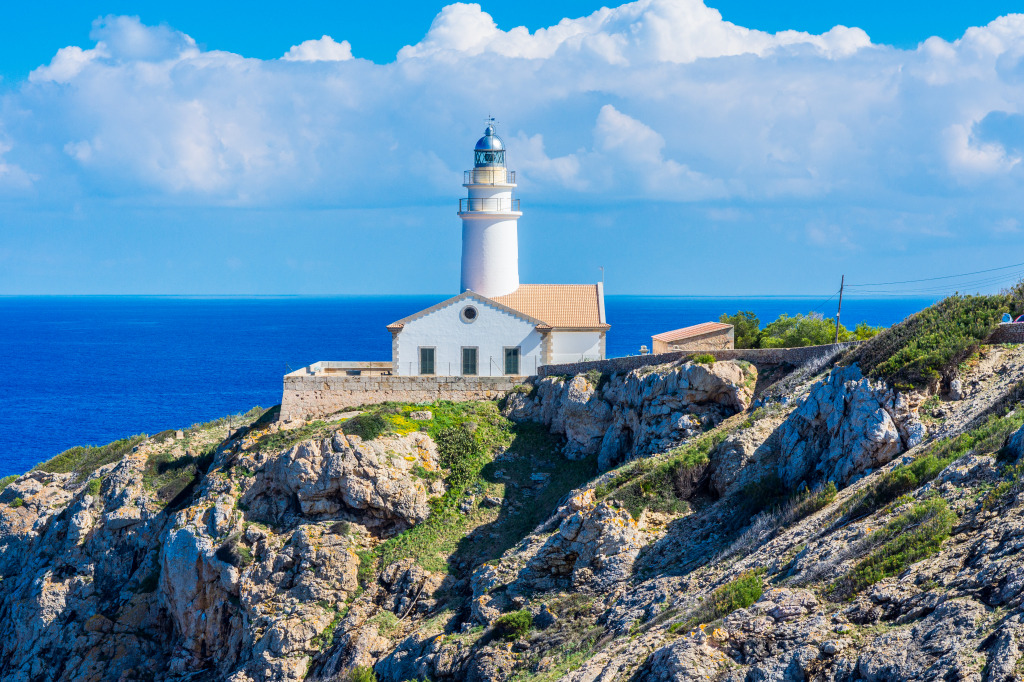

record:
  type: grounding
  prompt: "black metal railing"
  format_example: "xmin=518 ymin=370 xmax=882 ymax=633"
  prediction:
xmin=464 ymin=169 xmax=515 ymax=185
xmin=459 ymin=198 xmax=521 ymax=212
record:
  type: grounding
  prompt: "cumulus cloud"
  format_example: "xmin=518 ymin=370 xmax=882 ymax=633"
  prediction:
xmin=281 ymin=35 xmax=353 ymax=62
xmin=1 ymin=0 xmax=1024 ymax=230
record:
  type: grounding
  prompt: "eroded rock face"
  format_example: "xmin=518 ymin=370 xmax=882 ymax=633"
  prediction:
xmin=505 ymin=360 xmax=756 ymax=469
xmin=247 ymin=432 xmax=442 ymax=530
xmin=776 ymin=365 xmax=924 ymax=488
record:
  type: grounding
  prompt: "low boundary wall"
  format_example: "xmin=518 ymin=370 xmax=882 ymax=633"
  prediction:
xmin=281 ymin=374 xmax=521 ymax=422
xmin=988 ymin=324 xmax=1024 ymax=344
xmin=537 ymin=342 xmax=861 ymax=378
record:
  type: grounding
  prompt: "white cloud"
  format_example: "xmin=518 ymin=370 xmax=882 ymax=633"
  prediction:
xmin=282 ymin=35 xmax=353 ymax=62
xmin=1 ymin=1 xmax=1023 ymax=227
xmin=397 ymin=0 xmax=870 ymax=63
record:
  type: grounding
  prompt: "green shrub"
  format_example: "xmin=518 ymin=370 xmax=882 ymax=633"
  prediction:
xmin=33 ymin=434 xmax=148 ymax=479
xmin=0 ymin=475 xmax=18 ymax=494
xmin=10 ymin=497 xmax=24 ymax=508
xmin=693 ymin=353 xmax=716 ymax=365
xmin=344 ymin=413 xmax=390 ymax=441
xmin=436 ymin=425 xmax=484 ymax=490
xmin=86 ymin=477 xmax=103 ymax=497
xmin=348 ymin=665 xmax=377 ymax=682
xmin=844 ymin=294 xmax=1010 ymax=387
xmin=670 ymin=569 xmax=765 ymax=632
xmin=330 ymin=520 xmax=351 ymax=536
xmin=493 ymin=610 xmax=532 ymax=640
xmin=830 ymin=498 xmax=955 ymax=599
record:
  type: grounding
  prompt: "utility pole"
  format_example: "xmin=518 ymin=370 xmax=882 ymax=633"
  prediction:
xmin=834 ymin=275 xmax=845 ymax=344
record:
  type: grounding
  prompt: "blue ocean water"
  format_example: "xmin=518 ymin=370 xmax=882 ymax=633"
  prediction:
xmin=0 ymin=295 xmax=937 ymax=477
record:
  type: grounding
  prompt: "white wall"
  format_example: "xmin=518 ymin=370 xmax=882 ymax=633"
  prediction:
xmin=394 ymin=297 xmax=543 ymax=376
xmin=549 ymin=331 xmax=603 ymax=364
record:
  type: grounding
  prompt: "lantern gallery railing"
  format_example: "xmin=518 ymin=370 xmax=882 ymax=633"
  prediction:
xmin=459 ymin=198 xmax=521 ymax=212
xmin=464 ymin=169 xmax=515 ymax=185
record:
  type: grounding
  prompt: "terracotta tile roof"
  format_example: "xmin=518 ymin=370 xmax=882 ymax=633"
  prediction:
xmin=652 ymin=321 xmax=733 ymax=343
xmin=491 ymin=284 xmax=608 ymax=330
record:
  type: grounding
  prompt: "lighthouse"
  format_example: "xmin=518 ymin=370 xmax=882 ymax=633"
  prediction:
xmin=459 ymin=121 xmax=522 ymax=298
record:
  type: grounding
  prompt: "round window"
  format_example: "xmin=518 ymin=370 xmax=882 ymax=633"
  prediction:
xmin=461 ymin=306 xmax=478 ymax=323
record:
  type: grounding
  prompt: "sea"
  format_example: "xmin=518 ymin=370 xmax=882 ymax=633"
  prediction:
xmin=0 ymin=296 xmax=938 ymax=477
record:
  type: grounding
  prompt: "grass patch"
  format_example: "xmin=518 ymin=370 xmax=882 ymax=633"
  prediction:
xmin=369 ymin=610 xmax=401 ymax=638
xmin=347 ymin=666 xmax=377 ymax=682
xmin=344 ymin=413 xmax=390 ymax=440
xmin=596 ymin=428 xmax=730 ymax=519
xmin=253 ymin=420 xmax=335 ymax=454
xmin=829 ymin=498 xmax=955 ymax=600
xmin=844 ymin=294 xmax=1010 ymax=388
xmin=32 ymin=434 xmax=148 ymax=479
xmin=0 ymin=475 xmax=18 ymax=493
xmin=493 ymin=610 xmax=532 ymax=640
xmin=312 ymin=607 xmax=349 ymax=651
xmin=849 ymin=410 xmax=1024 ymax=518
xmin=187 ymin=405 xmax=268 ymax=435
xmin=668 ymin=568 xmax=765 ymax=633
xmin=360 ymin=401 xmax=591 ymax=578
xmin=143 ymin=447 xmax=215 ymax=506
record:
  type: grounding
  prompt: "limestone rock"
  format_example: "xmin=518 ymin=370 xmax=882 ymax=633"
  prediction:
xmin=776 ymin=364 xmax=923 ymax=488
xmin=505 ymin=360 xmax=756 ymax=469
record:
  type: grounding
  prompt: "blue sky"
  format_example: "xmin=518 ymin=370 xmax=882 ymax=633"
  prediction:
xmin=2 ymin=0 xmax=1024 ymax=296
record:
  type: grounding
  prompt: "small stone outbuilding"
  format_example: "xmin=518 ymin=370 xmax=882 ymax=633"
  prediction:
xmin=652 ymin=321 xmax=734 ymax=354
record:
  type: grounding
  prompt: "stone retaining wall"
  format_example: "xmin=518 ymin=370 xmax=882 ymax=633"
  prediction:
xmin=281 ymin=375 xmax=521 ymax=421
xmin=538 ymin=342 xmax=860 ymax=378
xmin=988 ymin=324 xmax=1024 ymax=344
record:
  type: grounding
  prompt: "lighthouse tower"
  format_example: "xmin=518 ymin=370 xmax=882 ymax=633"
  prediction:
xmin=459 ymin=121 xmax=522 ymax=298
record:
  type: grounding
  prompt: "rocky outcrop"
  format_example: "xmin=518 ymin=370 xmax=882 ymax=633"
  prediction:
xmin=505 ymin=360 xmax=756 ymax=469
xmin=245 ymin=431 xmax=443 ymax=530
xmin=776 ymin=364 xmax=924 ymax=488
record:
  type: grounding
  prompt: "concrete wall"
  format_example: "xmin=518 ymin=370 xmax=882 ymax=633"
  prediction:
xmin=393 ymin=296 xmax=544 ymax=376
xmin=988 ymin=324 xmax=1024 ymax=344
xmin=549 ymin=330 xmax=604 ymax=365
xmin=539 ymin=341 xmax=860 ymax=377
xmin=281 ymin=374 xmax=521 ymax=422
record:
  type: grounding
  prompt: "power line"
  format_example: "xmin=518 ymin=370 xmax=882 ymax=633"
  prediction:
xmin=846 ymin=260 xmax=1024 ymax=288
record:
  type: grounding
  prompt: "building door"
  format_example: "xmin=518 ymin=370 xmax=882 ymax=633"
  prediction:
xmin=419 ymin=347 xmax=435 ymax=375
xmin=462 ymin=347 xmax=478 ymax=376
xmin=504 ymin=347 xmax=520 ymax=375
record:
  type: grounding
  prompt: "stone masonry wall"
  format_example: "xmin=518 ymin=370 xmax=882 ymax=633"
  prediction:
xmin=281 ymin=375 xmax=521 ymax=422
xmin=988 ymin=324 xmax=1024 ymax=344
xmin=538 ymin=342 xmax=861 ymax=378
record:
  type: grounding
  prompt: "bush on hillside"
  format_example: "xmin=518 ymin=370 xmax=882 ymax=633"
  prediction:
xmin=844 ymin=294 xmax=1010 ymax=388
xmin=493 ymin=610 xmax=532 ymax=640
xmin=348 ymin=666 xmax=377 ymax=682
xmin=344 ymin=412 xmax=390 ymax=441
xmin=693 ymin=353 xmax=716 ymax=365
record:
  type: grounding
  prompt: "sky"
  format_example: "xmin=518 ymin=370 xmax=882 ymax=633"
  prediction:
xmin=2 ymin=0 xmax=1024 ymax=297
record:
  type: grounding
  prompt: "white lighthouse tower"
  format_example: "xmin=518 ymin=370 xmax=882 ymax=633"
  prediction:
xmin=459 ymin=121 xmax=522 ymax=298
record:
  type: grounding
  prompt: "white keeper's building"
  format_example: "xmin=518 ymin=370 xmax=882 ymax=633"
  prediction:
xmin=387 ymin=122 xmax=609 ymax=377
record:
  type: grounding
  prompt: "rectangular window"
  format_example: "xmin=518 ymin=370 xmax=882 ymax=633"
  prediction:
xmin=419 ymin=347 xmax=435 ymax=375
xmin=461 ymin=347 xmax=478 ymax=376
xmin=504 ymin=347 xmax=521 ymax=375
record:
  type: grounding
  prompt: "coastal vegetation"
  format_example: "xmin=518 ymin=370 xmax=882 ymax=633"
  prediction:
xmin=720 ymin=310 xmax=882 ymax=349
xmin=844 ymin=293 xmax=1011 ymax=388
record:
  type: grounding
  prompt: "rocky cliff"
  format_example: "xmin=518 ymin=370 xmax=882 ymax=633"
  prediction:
xmin=6 ymin=344 xmax=1024 ymax=682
